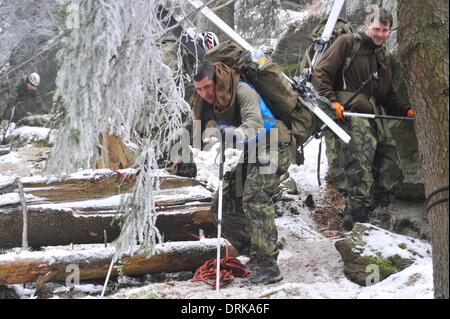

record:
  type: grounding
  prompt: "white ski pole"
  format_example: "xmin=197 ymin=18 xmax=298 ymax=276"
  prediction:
xmin=215 ymin=129 xmax=225 ymax=294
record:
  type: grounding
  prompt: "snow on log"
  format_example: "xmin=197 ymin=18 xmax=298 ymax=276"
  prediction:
xmin=0 ymin=204 xmax=215 ymax=249
xmin=0 ymin=240 xmax=237 ymax=285
xmin=18 ymin=169 xmax=201 ymax=203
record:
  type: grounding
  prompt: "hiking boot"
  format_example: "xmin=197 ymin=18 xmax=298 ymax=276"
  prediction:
xmin=341 ymin=214 xmax=354 ymax=231
xmin=240 ymin=260 xmax=283 ymax=286
xmin=352 ymin=206 xmax=371 ymax=223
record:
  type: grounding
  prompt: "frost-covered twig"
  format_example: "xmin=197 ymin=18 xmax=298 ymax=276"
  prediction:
xmin=47 ymin=0 xmax=192 ymax=259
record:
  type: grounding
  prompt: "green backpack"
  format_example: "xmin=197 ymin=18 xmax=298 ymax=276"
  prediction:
xmin=203 ymin=40 xmax=316 ymax=147
xmin=299 ymin=18 xmax=362 ymax=90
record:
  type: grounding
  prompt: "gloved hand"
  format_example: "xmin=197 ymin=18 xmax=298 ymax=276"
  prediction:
xmin=331 ymin=101 xmax=345 ymax=120
xmin=406 ymin=107 xmax=415 ymax=118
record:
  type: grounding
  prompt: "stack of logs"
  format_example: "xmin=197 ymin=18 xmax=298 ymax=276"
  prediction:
xmin=0 ymin=170 xmax=234 ymax=286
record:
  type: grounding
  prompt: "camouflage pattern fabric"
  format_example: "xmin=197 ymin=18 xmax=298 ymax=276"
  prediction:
xmin=342 ymin=116 xmax=404 ymax=217
xmin=212 ymin=142 xmax=292 ymax=264
xmin=324 ymin=129 xmax=348 ymax=192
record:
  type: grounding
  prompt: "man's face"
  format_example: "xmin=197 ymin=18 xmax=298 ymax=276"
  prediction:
xmin=26 ymin=82 xmax=37 ymax=92
xmin=364 ymin=20 xmax=391 ymax=46
xmin=194 ymin=76 xmax=215 ymax=104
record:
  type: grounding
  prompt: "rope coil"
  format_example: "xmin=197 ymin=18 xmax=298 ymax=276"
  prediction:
xmin=192 ymin=243 xmax=250 ymax=288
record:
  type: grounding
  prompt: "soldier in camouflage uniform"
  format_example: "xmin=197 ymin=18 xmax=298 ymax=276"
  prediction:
xmin=1 ymin=73 xmax=43 ymax=144
xmin=312 ymin=8 xmax=414 ymax=231
xmin=193 ymin=61 xmax=292 ymax=285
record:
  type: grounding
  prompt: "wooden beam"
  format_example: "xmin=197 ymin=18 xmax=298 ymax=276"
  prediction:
xmin=0 ymin=240 xmax=237 ymax=285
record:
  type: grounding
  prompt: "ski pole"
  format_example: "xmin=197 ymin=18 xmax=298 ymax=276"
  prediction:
xmin=215 ymin=128 xmax=225 ymax=294
xmin=342 ymin=112 xmax=414 ymax=121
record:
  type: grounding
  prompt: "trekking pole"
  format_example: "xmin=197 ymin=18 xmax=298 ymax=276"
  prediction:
xmin=215 ymin=128 xmax=226 ymax=294
xmin=341 ymin=112 xmax=414 ymax=121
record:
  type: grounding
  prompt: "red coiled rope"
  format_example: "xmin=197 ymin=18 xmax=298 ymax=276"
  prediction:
xmin=192 ymin=243 xmax=250 ymax=288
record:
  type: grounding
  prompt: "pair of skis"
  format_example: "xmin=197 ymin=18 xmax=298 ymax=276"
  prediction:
xmin=158 ymin=1 xmax=351 ymax=144
xmin=186 ymin=0 xmax=351 ymax=144
xmin=159 ymin=0 xmax=349 ymax=294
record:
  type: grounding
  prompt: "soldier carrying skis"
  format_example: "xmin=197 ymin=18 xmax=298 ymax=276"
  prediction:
xmin=312 ymin=7 xmax=415 ymax=231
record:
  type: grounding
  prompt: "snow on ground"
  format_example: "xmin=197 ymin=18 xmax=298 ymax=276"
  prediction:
xmin=103 ymin=139 xmax=432 ymax=299
xmin=8 ymin=126 xmax=52 ymax=144
xmin=361 ymin=225 xmax=432 ymax=260
xmin=0 ymin=137 xmax=433 ymax=299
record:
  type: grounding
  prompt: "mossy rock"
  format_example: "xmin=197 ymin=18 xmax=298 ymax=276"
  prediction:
xmin=335 ymin=223 xmax=415 ymax=286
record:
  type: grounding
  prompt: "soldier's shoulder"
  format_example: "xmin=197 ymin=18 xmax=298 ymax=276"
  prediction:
xmin=237 ymin=81 xmax=257 ymax=97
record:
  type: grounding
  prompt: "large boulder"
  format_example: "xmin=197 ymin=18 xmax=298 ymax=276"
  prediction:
xmin=335 ymin=223 xmax=431 ymax=286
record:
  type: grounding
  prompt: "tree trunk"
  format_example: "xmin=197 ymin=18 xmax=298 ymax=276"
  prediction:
xmin=0 ymin=205 xmax=215 ymax=249
xmin=18 ymin=171 xmax=200 ymax=203
xmin=0 ymin=240 xmax=236 ymax=285
xmin=397 ymin=0 xmax=449 ymax=299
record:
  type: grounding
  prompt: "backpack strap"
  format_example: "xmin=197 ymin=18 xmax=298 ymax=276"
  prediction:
xmin=342 ymin=33 xmax=361 ymax=90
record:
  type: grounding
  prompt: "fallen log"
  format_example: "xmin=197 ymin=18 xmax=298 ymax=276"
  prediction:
xmin=0 ymin=204 xmax=216 ymax=249
xmin=0 ymin=240 xmax=237 ymax=285
xmin=19 ymin=169 xmax=201 ymax=203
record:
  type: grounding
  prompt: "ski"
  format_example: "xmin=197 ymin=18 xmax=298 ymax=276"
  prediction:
xmin=309 ymin=0 xmax=346 ymax=68
xmin=186 ymin=0 xmax=351 ymax=144
xmin=157 ymin=5 xmax=206 ymax=61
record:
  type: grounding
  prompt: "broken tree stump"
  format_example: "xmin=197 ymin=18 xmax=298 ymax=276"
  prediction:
xmin=0 ymin=240 xmax=237 ymax=285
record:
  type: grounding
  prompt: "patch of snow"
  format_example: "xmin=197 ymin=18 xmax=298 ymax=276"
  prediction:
xmin=0 ymin=175 xmax=15 ymax=186
xmin=29 ymin=194 xmax=125 ymax=210
xmin=9 ymin=126 xmax=51 ymax=143
xmin=0 ymin=192 xmax=43 ymax=206
xmin=357 ymin=259 xmax=433 ymax=299
xmin=361 ymin=225 xmax=432 ymax=260
xmin=0 ymin=151 xmax=21 ymax=164
xmin=278 ymin=9 xmax=310 ymax=26
xmin=289 ymin=138 xmax=328 ymax=191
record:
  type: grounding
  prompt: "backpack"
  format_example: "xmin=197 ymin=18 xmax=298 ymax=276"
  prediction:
xmin=299 ymin=18 xmax=362 ymax=90
xmin=203 ymin=40 xmax=316 ymax=147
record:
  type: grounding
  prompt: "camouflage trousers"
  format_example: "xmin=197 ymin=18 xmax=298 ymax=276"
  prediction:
xmin=324 ymin=129 xmax=348 ymax=192
xmin=212 ymin=143 xmax=292 ymax=264
xmin=342 ymin=117 xmax=404 ymax=216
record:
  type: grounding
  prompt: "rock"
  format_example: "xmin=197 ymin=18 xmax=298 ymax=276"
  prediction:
xmin=281 ymin=1 xmax=304 ymax=11
xmin=273 ymin=14 xmax=321 ymax=66
xmin=0 ymin=146 xmax=10 ymax=156
xmin=0 ymin=285 xmax=20 ymax=299
xmin=304 ymin=194 xmax=315 ymax=209
xmin=16 ymin=114 xmax=51 ymax=127
xmin=371 ymin=201 xmax=429 ymax=241
xmin=335 ymin=223 xmax=431 ymax=286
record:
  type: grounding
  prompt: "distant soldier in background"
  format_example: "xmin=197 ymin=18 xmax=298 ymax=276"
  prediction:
xmin=1 ymin=72 xmax=42 ymax=144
